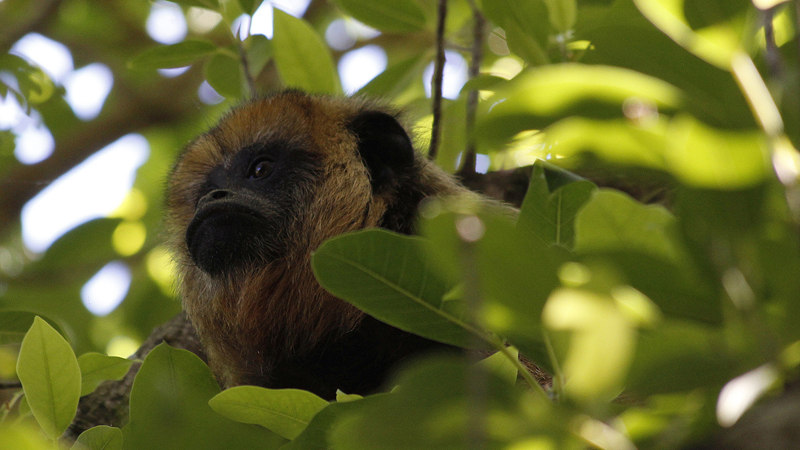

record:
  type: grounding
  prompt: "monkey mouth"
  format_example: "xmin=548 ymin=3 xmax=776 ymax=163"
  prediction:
xmin=186 ymin=203 xmax=272 ymax=276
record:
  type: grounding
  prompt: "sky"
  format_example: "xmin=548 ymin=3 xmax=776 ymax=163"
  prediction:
xmin=0 ymin=0 xmax=471 ymax=319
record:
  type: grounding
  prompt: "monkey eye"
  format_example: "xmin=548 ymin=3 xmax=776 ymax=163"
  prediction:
xmin=248 ymin=159 xmax=273 ymax=179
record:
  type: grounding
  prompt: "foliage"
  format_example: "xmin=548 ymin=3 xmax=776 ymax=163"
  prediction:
xmin=2 ymin=0 xmax=800 ymax=448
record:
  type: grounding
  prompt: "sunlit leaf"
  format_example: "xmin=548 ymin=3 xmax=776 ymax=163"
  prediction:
xmin=543 ymin=288 xmax=637 ymax=401
xmin=542 ymin=0 xmax=576 ymax=32
xmin=78 ymin=352 xmax=134 ymax=396
xmin=336 ymin=0 xmax=428 ymax=32
xmin=16 ymin=317 xmax=81 ymax=440
xmin=72 ymin=426 xmax=123 ymax=450
xmin=129 ymin=40 xmax=218 ymax=69
xmin=357 ymin=54 xmax=427 ymax=100
xmin=477 ymin=64 xmax=682 ymax=148
xmin=665 ymin=114 xmax=769 ymax=188
xmin=124 ymin=343 xmax=286 ymax=450
xmin=272 ymin=9 xmax=341 ymax=94
xmin=209 ymin=386 xmax=328 ymax=440
xmin=312 ymin=229 xmax=478 ymax=348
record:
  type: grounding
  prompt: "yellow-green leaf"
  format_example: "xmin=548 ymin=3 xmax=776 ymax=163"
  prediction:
xmin=272 ymin=9 xmax=341 ymax=94
xmin=16 ymin=317 xmax=81 ymax=440
xmin=336 ymin=0 xmax=427 ymax=33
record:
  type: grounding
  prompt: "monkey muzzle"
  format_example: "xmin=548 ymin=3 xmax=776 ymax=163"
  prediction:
xmin=186 ymin=189 xmax=279 ymax=276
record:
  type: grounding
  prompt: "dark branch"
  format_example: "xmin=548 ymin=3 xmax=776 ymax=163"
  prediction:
xmin=428 ymin=0 xmax=448 ymax=161
xmin=458 ymin=4 xmax=485 ymax=178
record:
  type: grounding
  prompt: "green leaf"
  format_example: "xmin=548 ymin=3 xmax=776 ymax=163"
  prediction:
xmin=71 ymin=426 xmax=123 ymax=450
xmin=480 ymin=0 xmax=550 ymax=65
xmin=128 ymin=40 xmax=218 ymax=70
xmin=518 ymin=161 xmax=597 ymax=249
xmin=282 ymin=395 xmax=387 ymax=450
xmin=170 ymin=0 xmax=219 ymax=8
xmin=16 ymin=317 xmax=81 ymax=440
xmin=328 ymin=355 xmax=559 ymax=449
xmin=336 ymin=0 xmax=427 ymax=32
xmin=123 ymin=343 xmax=286 ymax=450
xmin=633 ymin=0 xmax=747 ymax=69
xmin=245 ymin=34 xmax=272 ymax=79
xmin=575 ymin=189 xmax=680 ymax=262
xmin=542 ymin=0 xmax=576 ymax=32
xmin=272 ymin=9 xmax=341 ymax=94
xmin=477 ymin=64 xmax=682 ymax=148
xmin=78 ymin=353 xmax=134 ymax=396
xmin=478 ymin=348 xmax=519 ymax=386
xmin=664 ymin=115 xmax=769 ymax=188
xmin=205 ymin=53 xmax=243 ymax=99
xmin=357 ymin=54 xmax=426 ymax=99
xmin=312 ymin=229 xmax=479 ymax=348
xmin=209 ymin=386 xmax=328 ymax=440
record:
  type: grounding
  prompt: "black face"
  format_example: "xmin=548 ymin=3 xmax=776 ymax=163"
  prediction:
xmin=185 ymin=140 xmax=320 ymax=276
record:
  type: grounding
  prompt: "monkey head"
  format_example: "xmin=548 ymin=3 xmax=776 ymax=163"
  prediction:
xmin=164 ymin=91 xmax=468 ymax=390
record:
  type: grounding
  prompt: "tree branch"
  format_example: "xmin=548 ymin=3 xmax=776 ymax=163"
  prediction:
xmin=458 ymin=4 xmax=485 ymax=178
xmin=428 ymin=0 xmax=448 ymax=160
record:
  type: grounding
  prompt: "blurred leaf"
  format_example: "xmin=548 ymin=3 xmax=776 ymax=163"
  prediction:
xmin=626 ymin=321 xmax=737 ymax=394
xmin=171 ymin=0 xmax=219 ymax=8
xmin=0 ymin=54 xmax=56 ymax=105
xmin=78 ymin=352 xmax=134 ymax=396
xmin=543 ymin=117 xmax=670 ymax=170
xmin=633 ymin=0 xmax=748 ymax=69
xmin=542 ymin=288 xmax=637 ymax=401
xmin=245 ymin=34 xmax=272 ymax=79
xmin=29 ymin=218 xmax=122 ymax=275
xmin=205 ymin=53 xmax=243 ymax=99
xmin=0 ymin=310 xmax=63 ymax=345
xmin=128 ymin=40 xmax=218 ymax=70
xmin=282 ymin=395 xmax=388 ymax=450
xmin=0 ymin=423 xmax=52 ymax=450
xmin=477 ymin=64 xmax=682 ymax=148
xmin=419 ymin=202 xmax=565 ymax=371
xmin=72 ymin=426 xmax=123 ymax=450
xmin=575 ymin=189 xmax=680 ymax=261
xmin=312 ymin=229 xmax=478 ymax=348
xmin=518 ymin=161 xmax=597 ymax=249
xmin=480 ymin=0 xmax=550 ymax=65
xmin=123 ymin=343 xmax=286 ymax=450
xmin=478 ymin=347 xmax=520 ymax=386
xmin=664 ymin=114 xmax=769 ymax=188
xmin=543 ymin=0 xmax=577 ymax=32
xmin=16 ymin=317 xmax=81 ymax=440
xmin=329 ymin=356 xmax=557 ymax=450
xmin=336 ymin=0 xmax=428 ymax=32
xmin=209 ymin=386 xmax=328 ymax=440
xmin=272 ymin=9 xmax=341 ymax=94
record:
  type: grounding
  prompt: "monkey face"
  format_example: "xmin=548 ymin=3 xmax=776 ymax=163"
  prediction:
xmin=165 ymin=91 xmax=420 ymax=280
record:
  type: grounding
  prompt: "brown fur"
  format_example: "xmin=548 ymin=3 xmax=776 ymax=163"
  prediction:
xmin=165 ymin=91 xmax=477 ymax=389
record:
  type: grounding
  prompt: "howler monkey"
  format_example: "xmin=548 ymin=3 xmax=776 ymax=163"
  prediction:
xmin=165 ymin=91 xmax=493 ymax=399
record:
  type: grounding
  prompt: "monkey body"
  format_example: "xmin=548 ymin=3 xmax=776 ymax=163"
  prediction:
xmin=165 ymin=91 xmax=483 ymax=398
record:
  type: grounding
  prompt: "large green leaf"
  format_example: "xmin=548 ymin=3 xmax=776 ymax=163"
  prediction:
xmin=518 ymin=161 xmax=597 ymax=249
xmin=208 ymin=386 xmax=328 ymax=440
xmin=477 ymin=64 xmax=682 ymax=148
xmin=71 ymin=426 xmax=123 ymax=450
xmin=574 ymin=189 xmax=680 ymax=261
xmin=0 ymin=310 xmax=63 ymax=345
xmin=78 ymin=352 xmax=134 ymax=396
xmin=357 ymin=54 xmax=427 ymax=100
xmin=336 ymin=0 xmax=428 ymax=32
xmin=123 ymin=343 xmax=286 ymax=450
xmin=16 ymin=317 xmax=81 ymax=440
xmin=282 ymin=395 xmax=389 ymax=450
xmin=128 ymin=40 xmax=218 ymax=69
xmin=312 ymin=229 xmax=479 ymax=348
xmin=272 ymin=9 xmax=341 ymax=94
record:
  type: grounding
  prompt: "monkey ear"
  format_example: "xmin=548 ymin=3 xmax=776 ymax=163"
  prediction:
xmin=349 ymin=111 xmax=416 ymax=190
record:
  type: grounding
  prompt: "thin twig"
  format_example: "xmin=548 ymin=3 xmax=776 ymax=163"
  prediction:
xmin=763 ymin=7 xmax=782 ymax=79
xmin=0 ymin=382 xmax=22 ymax=389
xmin=458 ymin=4 xmax=485 ymax=177
xmin=428 ymin=0 xmax=448 ymax=161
